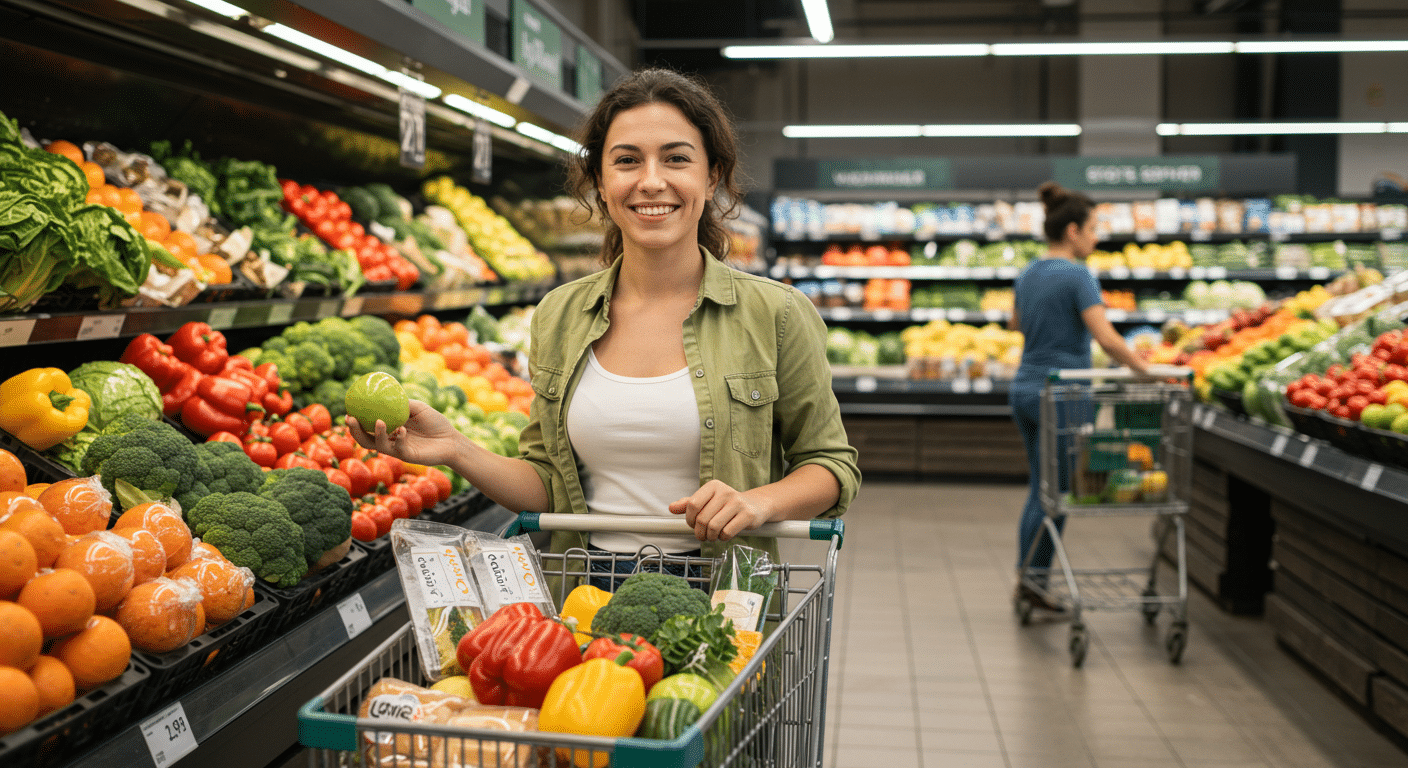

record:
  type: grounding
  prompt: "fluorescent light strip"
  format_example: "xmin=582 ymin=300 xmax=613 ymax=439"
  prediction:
xmin=1158 ymin=122 xmax=1401 ymax=135
xmin=800 ymin=0 xmax=834 ymax=44
xmin=443 ymin=94 xmax=517 ymax=128
xmin=381 ymin=71 xmax=442 ymax=99
xmin=263 ymin=23 xmax=386 ymax=77
xmin=784 ymin=124 xmax=1081 ymax=138
xmin=182 ymin=0 xmax=245 ymax=18
xmin=725 ymin=39 xmax=1408 ymax=59
xmin=515 ymin=122 xmax=582 ymax=154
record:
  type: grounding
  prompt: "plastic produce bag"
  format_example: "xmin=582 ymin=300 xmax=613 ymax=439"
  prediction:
xmin=390 ymin=519 xmax=487 ymax=681
xmin=707 ymin=544 xmax=777 ymax=634
xmin=463 ymin=531 xmax=556 ymax=619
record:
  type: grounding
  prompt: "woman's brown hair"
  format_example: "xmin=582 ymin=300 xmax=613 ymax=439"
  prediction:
xmin=566 ymin=68 xmax=745 ymax=266
xmin=1038 ymin=181 xmax=1094 ymax=243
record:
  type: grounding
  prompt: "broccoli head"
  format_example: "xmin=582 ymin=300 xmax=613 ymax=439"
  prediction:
xmin=188 ymin=492 xmax=307 ymax=588
xmin=199 ymin=440 xmax=266 ymax=495
xmin=591 ymin=572 xmax=711 ymax=643
xmin=315 ymin=318 xmax=381 ymax=379
xmin=280 ymin=321 xmax=317 ymax=346
xmin=82 ymin=417 xmax=212 ymax=511
xmin=262 ymin=336 xmax=291 ymax=354
xmin=290 ymin=341 xmax=336 ymax=391
xmin=311 ymin=378 xmax=349 ymax=419
xmin=258 ymin=467 xmax=352 ymax=569
xmin=348 ymin=315 xmax=400 ymax=366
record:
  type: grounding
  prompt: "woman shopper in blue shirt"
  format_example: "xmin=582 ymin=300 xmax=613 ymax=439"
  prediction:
xmin=1009 ymin=182 xmax=1149 ymax=611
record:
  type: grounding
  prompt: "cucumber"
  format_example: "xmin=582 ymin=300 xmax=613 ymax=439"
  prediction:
xmin=638 ymin=697 xmax=702 ymax=741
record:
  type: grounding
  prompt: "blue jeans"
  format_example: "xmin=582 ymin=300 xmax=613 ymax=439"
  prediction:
xmin=1011 ymin=384 xmax=1066 ymax=577
xmin=587 ymin=547 xmax=704 ymax=592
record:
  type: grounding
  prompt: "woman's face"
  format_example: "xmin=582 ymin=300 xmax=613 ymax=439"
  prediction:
xmin=599 ymin=102 xmax=716 ymax=257
xmin=1067 ymin=216 xmax=1099 ymax=258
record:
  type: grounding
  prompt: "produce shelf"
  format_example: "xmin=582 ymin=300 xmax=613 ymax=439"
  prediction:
xmin=772 ymin=263 xmax=1343 ymax=283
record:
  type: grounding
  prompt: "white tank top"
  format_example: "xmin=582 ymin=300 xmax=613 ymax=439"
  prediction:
xmin=565 ymin=349 xmax=702 ymax=554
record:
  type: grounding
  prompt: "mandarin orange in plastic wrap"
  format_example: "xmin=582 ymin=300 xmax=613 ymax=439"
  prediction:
xmin=112 ymin=526 xmax=167 ymax=587
xmin=113 ymin=502 xmax=191 ymax=571
xmin=54 ymin=531 xmax=135 ymax=612
xmin=37 ymin=476 xmax=113 ymax=536
xmin=116 ymin=576 xmax=204 ymax=654
xmin=0 ymin=493 xmax=66 ymax=568
xmin=17 ymin=567 xmax=95 ymax=638
xmin=169 ymin=556 xmax=255 ymax=626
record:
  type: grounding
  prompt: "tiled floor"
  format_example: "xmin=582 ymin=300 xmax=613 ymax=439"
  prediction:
xmin=789 ymin=481 xmax=1408 ymax=768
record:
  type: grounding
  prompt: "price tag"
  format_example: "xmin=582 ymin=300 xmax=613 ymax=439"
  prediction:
xmin=1200 ymin=407 xmax=1217 ymax=430
xmin=934 ymin=266 xmax=953 ymax=279
xmin=1168 ymin=268 xmax=1187 ymax=280
xmin=1132 ymin=267 xmax=1156 ymax=280
xmin=855 ymin=376 xmax=878 ymax=393
xmin=203 ymin=306 xmax=236 ymax=330
xmin=829 ymin=307 xmax=853 ymax=321
xmin=971 ymin=267 xmax=996 ymax=279
xmin=813 ymin=266 xmax=837 ymax=279
xmin=0 ymin=318 xmax=36 ymax=348
xmin=1108 ymin=266 xmax=1131 ymax=280
xmin=267 ymin=303 xmax=294 ymax=326
xmin=1275 ymin=266 xmax=1299 ymax=280
xmin=76 ymin=314 xmax=124 ymax=341
xmin=1299 ymin=443 xmax=1319 ymax=468
xmin=947 ymin=308 xmax=967 ymax=321
xmin=1360 ymin=463 xmax=1384 ymax=492
xmin=997 ymin=266 xmax=1019 ymax=279
xmin=1207 ymin=266 xmax=1228 ymax=279
xmin=788 ymin=266 xmax=809 ymax=280
xmin=985 ymin=229 xmax=1003 ymax=242
xmin=1270 ymin=231 xmax=1290 ymax=243
xmin=1271 ymin=433 xmax=1289 ymax=457
xmin=140 ymin=702 xmax=198 ymax=767
xmin=1146 ymin=309 xmax=1167 ymax=322
xmin=972 ymin=377 xmax=994 ymax=393
xmin=1382 ymin=228 xmax=1403 ymax=241
xmin=872 ymin=310 xmax=895 ymax=322
xmin=1191 ymin=230 xmax=1212 ymax=242
xmin=337 ymin=593 xmax=372 ymax=639
xmin=399 ymin=87 xmax=427 ymax=170
xmin=952 ymin=268 xmax=971 ymax=279
xmin=340 ymin=296 xmax=365 ymax=318
xmin=1309 ymin=267 xmax=1331 ymax=280
xmin=316 ymin=300 xmax=340 ymax=319
xmin=984 ymin=310 xmax=1005 ymax=322
xmin=1189 ymin=267 xmax=1207 ymax=279
xmin=1107 ymin=309 xmax=1128 ymax=322
xmin=1136 ymin=230 xmax=1157 ymax=242
xmin=950 ymin=378 xmax=972 ymax=393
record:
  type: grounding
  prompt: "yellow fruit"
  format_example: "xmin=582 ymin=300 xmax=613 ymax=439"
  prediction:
xmin=429 ymin=675 xmax=476 ymax=700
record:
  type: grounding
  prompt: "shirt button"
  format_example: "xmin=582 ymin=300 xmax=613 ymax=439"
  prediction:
xmin=548 ymin=386 xmax=556 ymax=394
xmin=751 ymin=390 xmax=760 ymax=400
xmin=695 ymin=369 xmax=704 ymax=378
xmin=705 ymin=418 xmax=714 ymax=429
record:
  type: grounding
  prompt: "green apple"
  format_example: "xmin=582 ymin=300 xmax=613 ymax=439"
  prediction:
xmin=1392 ymin=412 xmax=1408 ymax=435
xmin=346 ymin=371 xmax=410 ymax=432
xmin=1361 ymin=403 xmax=1390 ymax=430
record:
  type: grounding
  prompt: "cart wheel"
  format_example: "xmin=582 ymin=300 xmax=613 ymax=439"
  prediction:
xmin=1141 ymin=588 xmax=1160 ymax=625
xmin=1165 ymin=624 xmax=1187 ymax=664
xmin=1069 ymin=624 xmax=1089 ymax=667
xmin=1014 ymin=594 xmax=1034 ymax=626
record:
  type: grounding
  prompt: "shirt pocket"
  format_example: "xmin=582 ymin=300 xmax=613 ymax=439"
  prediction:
xmin=531 ymin=368 xmax=567 ymax=450
xmin=725 ymin=373 xmax=778 ymax=458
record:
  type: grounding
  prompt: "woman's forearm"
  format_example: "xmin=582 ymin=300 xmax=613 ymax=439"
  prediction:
xmin=749 ymin=463 xmax=842 ymax=523
xmin=443 ymin=432 xmax=552 ymax=514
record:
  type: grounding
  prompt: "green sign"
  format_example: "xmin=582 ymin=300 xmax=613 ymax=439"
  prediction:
xmin=513 ymin=0 xmax=562 ymax=91
xmin=410 ymin=0 xmax=485 ymax=46
xmin=1053 ymin=156 xmax=1221 ymax=191
xmin=813 ymin=158 xmax=953 ymax=190
xmin=576 ymin=45 xmax=603 ymax=105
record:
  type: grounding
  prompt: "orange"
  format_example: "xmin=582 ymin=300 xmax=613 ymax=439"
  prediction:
xmin=51 ymin=615 xmax=129 ymax=690
xmin=113 ymin=187 xmax=143 ymax=216
xmin=18 ymin=567 xmax=95 ymax=638
xmin=420 ymin=326 xmax=448 ymax=352
xmin=38 ymin=476 xmax=112 ymax=537
xmin=115 ymin=577 xmax=203 ymax=654
xmin=28 ymin=656 xmax=75 ymax=718
xmin=195 ymin=253 xmax=232 ymax=285
xmin=43 ymin=140 xmax=83 ymax=166
xmin=0 ymin=666 xmax=39 ymax=735
xmin=112 ymin=527 xmax=166 ymax=587
xmin=0 ymin=600 xmax=43 ymax=670
xmin=112 ymin=502 xmax=191 ymax=570
xmin=164 ymin=230 xmax=198 ymax=261
xmin=189 ymin=540 xmax=225 ymax=563
xmin=93 ymin=185 xmax=122 ymax=209
xmin=22 ymin=483 xmax=49 ymax=499
xmin=393 ymin=319 xmax=418 ymax=335
xmin=54 ymin=531 xmax=134 ymax=613
xmin=80 ymin=161 xmax=105 ymax=191
xmin=0 ymin=495 xmax=66 ymax=568
xmin=0 ymin=530 xmax=37 ymax=599
xmin=415 ymin=314 xmax=441 ymax=335
xmin=169 ymin=558 xmax=253 ymax=626
xmin=0 ymin=450 xmax=24 ymax=493
xmin=137 ymin=210 xmax=170 ymax=242
xmin=442 ymin=322 xmax=470 ymax=346
xmin=439 ymin=343 xmax=469 ymax=371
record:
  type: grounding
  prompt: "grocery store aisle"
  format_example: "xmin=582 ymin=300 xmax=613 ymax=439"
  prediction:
xmin=803 ymin=481 xmax=1408 ymax=768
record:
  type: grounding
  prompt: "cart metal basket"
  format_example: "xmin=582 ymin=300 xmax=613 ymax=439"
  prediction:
xmin=1016 ymin=367 xmax=1194 ymax=667
xmin=299 ymin=514 xmax=844 ymax=768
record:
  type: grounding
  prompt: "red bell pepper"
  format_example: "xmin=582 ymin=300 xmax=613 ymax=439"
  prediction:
xmin=180 ymin=376 xmax=254 ymax=436
xmin=121 ymin=334 xmax=187 ymax=389
xmin=182 ymin=395 xmax=247 ymax=437
xmin=583 ymin=633 xmax=664 ymax=692
xmin=168 ymin=322 xmax=229 ymax=374
xmin=222 ymin=365 xmax=269 ymax=403
xmin=262 ymin=388 xmax=293 ymax=417
xmin=162 ymin=366 xmax=203 ymax=417
xmin=457 ymin=602 xmax=544 ymax=666
xmin=460 ymin=605 xmax=582 ymax=708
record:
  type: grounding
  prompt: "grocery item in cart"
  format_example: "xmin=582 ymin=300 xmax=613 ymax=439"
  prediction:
xmin=356 ymin=677 xmax=539 ymax=768
xmin=390 ymin=520 xmax=487 ymax=681
xmin=463 ymin=530 xmax=556 ymax=619
xmin=707 ymin=544 xmax=777 ymax=633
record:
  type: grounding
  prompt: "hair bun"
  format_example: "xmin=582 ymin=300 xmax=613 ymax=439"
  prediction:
xmin=1038 ymin=181 xmax=1068 ymax=209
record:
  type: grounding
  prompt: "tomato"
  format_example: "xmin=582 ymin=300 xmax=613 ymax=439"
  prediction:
xmin=243 ymin=436 xmax=277 ymax=468
xmin=410 ymin=476 xmax=440 ymax=511
xmin=280 ymin=179 xmax=301 ymax=198
xmin=378 ymin=453 xmax=404 ymax=480
xmin=286 ymin=412 xmax=315 ymax=442
xmin=268 ymin=422 xmax=301 ymax=456
xmin=388 ymin=482 xmax=423 ymax=518
xmin=300 ymin=403 xmax=333 ymax=434
xmin=364 ymin=454 xmax=396 ymax=490
xmin=323 ymin=466 xmax=353 ymax=497
xmin=207 ymin=431 xmax=243 ymax=445
xmin=364 ymin=264 xmax=393 ymax=283
xmin=425 ymin=467 xmax=453 ymax=504
xmin=275 ymin=451 xmax=321 ymax=470
xmin=341 ymin=457 xmax=374 ymax=498
xmin=350 ymin=511 xmax=377 ymax=542
xmin=364 ymin=502 xmax=393 ymax=537
xmin=300 ymin=436 xmax=336 ymax=467
xmin=326 ymin=430 xmax=357 ymax=461
xmin=314 ymin=218 xmax=339 ymax=242
xmin=1347 ymin=394 xmax=1371 ymax=421
xmin=380 ymin=493 xmax=410 ymax=521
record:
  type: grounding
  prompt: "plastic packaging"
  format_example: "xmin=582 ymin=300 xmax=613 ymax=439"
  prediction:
xmin=708 ymin=545 xmax=777 ymax=634
xmin=463 ymin=531 xmax=556 ymax=619
xmin=358 ymin=677 xmax=539 ymax=768
xmin=390 ymin=520 xmax=487 ymax=681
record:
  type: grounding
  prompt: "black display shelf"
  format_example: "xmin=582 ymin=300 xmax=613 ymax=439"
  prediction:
xmin=832 ymin=373 xmax=1012 ymax=416
xmin=815 ymin=306 xmax=1228 ymax=326
xmin=772 ymin=263 xmax=1345 ymax=283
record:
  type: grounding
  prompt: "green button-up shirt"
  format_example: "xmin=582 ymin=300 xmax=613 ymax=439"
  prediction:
xmin=519 ymin=251 xmax=861 ymax=563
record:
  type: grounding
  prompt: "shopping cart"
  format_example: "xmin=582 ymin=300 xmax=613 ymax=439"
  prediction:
xmin=298 ymin=513 xmax=845 ymax=768
xmin=1014 ymin=367 xmax=1194 ymax=667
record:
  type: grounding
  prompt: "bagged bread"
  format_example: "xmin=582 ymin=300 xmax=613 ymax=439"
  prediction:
xmin=359 ymin=677 xmax=538 ymax=768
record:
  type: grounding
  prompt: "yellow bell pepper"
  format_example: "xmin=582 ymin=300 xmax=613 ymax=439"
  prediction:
xmin=560 ymin=584 xmax=612 ymax=646
xmin=0 ymin=368 xmax=91 ymax=451
xmin=539 ymin=657 xmax=646 ymax=768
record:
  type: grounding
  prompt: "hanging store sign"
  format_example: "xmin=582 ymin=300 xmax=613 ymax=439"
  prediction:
xmin=1052 ymin=156 xmax=1221 ymax=192
xmin=513 ymin=0 xmax=563 ymax=91
xmin=399 ymin=87 xmax=427 ymax=170
xmin=577 ymin=44 xmax=603 ymax=106
xmin=472 ymin=119 xmax=493 ymax=184
xmin=778 ymin=158 xmax=954 ymax=191
xmin=410 ymin=0 xmax=486 ymax=46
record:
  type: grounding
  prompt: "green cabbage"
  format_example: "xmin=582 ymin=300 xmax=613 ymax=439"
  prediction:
xmin=68 ymin=361 xmax=162 ymax=431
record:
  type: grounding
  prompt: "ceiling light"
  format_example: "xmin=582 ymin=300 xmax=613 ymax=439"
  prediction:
xmin=515 ymin=123 xmax=582 ymax=154
xmin=784 ymin=125 xmax=922 ymax=138
xmin=381 ymin=71 xmax=442 ymax=99
xmin=723 ymin=43 xmax=989 ymax=59
xmin=800 ymin=0 xmax=834 ymax=44
xmin=991 ymin=41 xmax=1235 ymax=56
xmin=443 ymin=94 xmax=517 ymax=128
xmin=783 ymin=124 xmax=1082 ymax=138
xmin=1235 ymin=40 xmax=1408 ymax=53
xmin=181 ymin=0 xmax=245 ymax=18
xmin=1158 ymin=122 xmax=1396 ymax=135
xmin=922 ymin=124 xmax=1082 ymax=137
xmin=263 ymin=23 xmax=386 ymax=77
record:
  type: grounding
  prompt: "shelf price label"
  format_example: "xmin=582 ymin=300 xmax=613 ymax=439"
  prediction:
xmin=1108 ymin=266 xmax=1131 ymax=280
xmin=983 ymin=309 xmax=1005 ymax=322
xmin=316 ymin=300 xmax=340 ymax=320
xmin=1198 ymin=406 xmax=1217 ymax=430
xmin=1189 ymin=267 xmax=1207 ymax=279
xmin=1308 ymin=267 xmax=1331 ymax=280
xmin=0 ymin=318 xmax=36 ymax=348
xmin=946 ymin=308 xmax=967 ymax=321
xmin=1145 ymin=309 xmax=1167 ymax=322
xmin=267 ymin=303 xmax=295 ymax=326
xmin=855 ymin=376 xmax=878 ymax=393
xmin=872 ymin=309 xmax=895 ymax=322
xmin=206 ymin=306 xmax=238 ymax=330
xmin=972 ymin=377 xmax=993 ymax=393
xmin=1382 ymin=228 xmax=1402 ymax=241
xmin=950 ymin=378 xmax=972 ymax=393
xmin=1191 ymin=230 xmax=1212 ymax=242
xmin=1270 ymin=433 xmax=1289 ymax=457
xmin=76 ymin=314 xmax=124 ymax=341
xmin=1206 ymin=266 xmax=1228 ymax=279
xmin=1360 ymin=463 xmax=1384 ymax=492
xmin=997 ymin=266 xmax=1019 ymax=279
xmin=1298 ymin=443 xmax=1319 ymax=468
xmin=1135 ymin=230 xmax=1157 ymax=242
xmin=140 ymin=701 xmax=198 ymax=767
xmin=1106 ymin=309 xmax=1128 ymax=322
xmin=337 ymin=593 xmax=372 ymax=639
xmin=341 ymin=296 xmax=365 ymax=318
xmin=829 ymin=307 xmax=853 ymax=321
xmin=1167 ymin=268 xmax=1187 ymax=279
xmin=1275 ymin=266 xmax=1299 ymax=280
xmin=1132 ymin=267 xmax=1156 ymax=280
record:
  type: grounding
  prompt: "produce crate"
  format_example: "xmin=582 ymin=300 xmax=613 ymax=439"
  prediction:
xmin=193 ymin=272 xmax=264 ymax=303
xmin=0 ymin=429 xmax=80 ymax=484
xmin=1210 ymin=388 xmax=1248 ymax=417
xmin=1357 ymin=425 xmax=1408 ymax=469
xmin=426 ymin=490 xmax=488 ymax=526
xmin=1283 ymin=403 xmax=1331 ymax=442
xmin=1318 ymin=411 xmax=1370 ymax=458
xmin=0 ymin=659 xmax=150 ymax=768
xmin=359 ymin=278 xmax=399 ymax=294
xmin=256 ymin=545 xmax=369 ymax=633
xmin=130 ymin=588 xmax=279 ymax=714
xmin=352 ymin=536 xmax=393 ymax=578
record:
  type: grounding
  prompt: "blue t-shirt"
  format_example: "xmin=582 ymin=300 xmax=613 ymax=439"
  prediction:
xmin=1013 ymin=258 xmax=1103 ymax=385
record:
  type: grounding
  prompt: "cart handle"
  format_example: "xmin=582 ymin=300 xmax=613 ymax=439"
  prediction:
xmin=1048 ymin=365 xmax=1193 ymax=382
xmin=505 ymin=512 xmax=844 ymax=548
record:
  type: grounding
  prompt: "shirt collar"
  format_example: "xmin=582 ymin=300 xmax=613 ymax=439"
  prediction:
xmin=579 ymin=247 xmax=738 ymax=312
